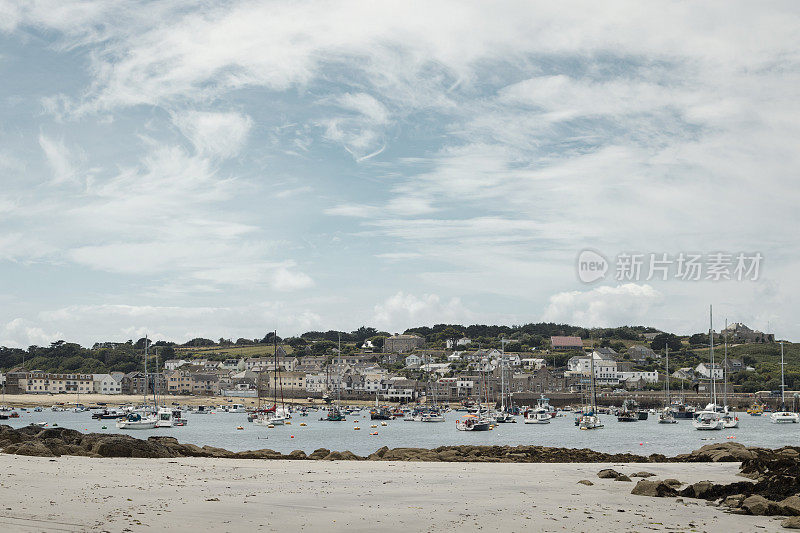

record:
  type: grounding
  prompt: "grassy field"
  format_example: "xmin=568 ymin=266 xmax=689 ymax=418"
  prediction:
xmin=175 ymin=343 xmax=294 ymax=358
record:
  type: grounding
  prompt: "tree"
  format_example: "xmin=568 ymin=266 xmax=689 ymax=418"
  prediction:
xmin=689 ymin=333 xmax=708 ymax=346
xmin=651 ymin=333 xmax=681 ymax=352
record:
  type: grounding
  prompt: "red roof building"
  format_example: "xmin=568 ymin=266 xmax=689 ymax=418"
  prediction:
xmin=550 ymin=336 xmax=584 ymax=351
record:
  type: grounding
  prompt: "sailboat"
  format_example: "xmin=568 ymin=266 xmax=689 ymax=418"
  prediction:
xmin=579 ymin=347 xmax=603 ymax=430
xmin=770 ymin=342 xmax=799 ymax=423
xmin=323 ymin=334 xmax=346 ymax=421
xmin=117 ymin=336 xmax=158 ymax=430
xmin=658 ymin=346 xmax=677 ymax=423
xmin=420 ymin=370 xmax=445 ymax=422
xmin=693 ymin=306 xmax=723 ymax=430
xmin=721 ymin=320 xmax=739 ymax=428
xmin=494 ymin=342 xmax=516 ymax=423
xmin=456 ymin=362 xmax=492 ymax=431
xmin=254 ymin=332 xmax=289 ymax=426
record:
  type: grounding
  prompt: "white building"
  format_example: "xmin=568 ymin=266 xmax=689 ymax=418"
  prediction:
xmin=92 ymin=374 xmax=121 ymax=394
xmin=520 ymin=358 xmax=547 ymax=370
xmin=695 ymin=363 xmax=724 ymax=379
xmin=567 ymin=351 xmax=619 ymax=385
xmin=617 ymin=371 xmax=659 ymax=384
xmin=405 ymin=354 xmax=422 ymax=367
xmin=163 ymin=359 xmax=191 ymax=371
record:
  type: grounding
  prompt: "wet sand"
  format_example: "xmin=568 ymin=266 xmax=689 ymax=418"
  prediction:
xmin=0 ymin=455 xmax=781 ymax=532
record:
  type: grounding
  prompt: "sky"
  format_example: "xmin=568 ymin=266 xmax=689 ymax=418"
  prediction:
xmin=1 ymin=1 xmax=799 ymax=347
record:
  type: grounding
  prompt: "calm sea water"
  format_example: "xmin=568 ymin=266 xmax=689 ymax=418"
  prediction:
xmin=5 ymin=409 xmax=799 ymax=456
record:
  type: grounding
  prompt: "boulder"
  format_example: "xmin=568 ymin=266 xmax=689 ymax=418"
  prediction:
xmin=681 ymin=481 xmax=716 ymax=499
xmin=615 ymin=474 xmax=632 ymax=482
xmin=91 ymin=436 xmax=173 ymax=458
xmin=235 ymin=448 xmax=282 ymax=460
xmin=663 ymin=479 xmax=683 ymax=487
xmin=687 ymin=442 xmax=756 ymax=462
xmin=782 ymin=516 xmax=800 ymax=529
xmin=781 ymin=496 xmax=800 ymax=516
xmin=630 ymin=479 xmax=678 ymax=498
xmin=287 ymin=450 xmax=307 ymax=460
xmin=308 ymin=448 xmax=330 ymax=460
xmin=741 ymin=495 xmax=781 ymax=516
xmin=7 ymin=440 xmax=56 ymax=457
xmin=367 ymin=446 xmax=389 ymax=460
xmin=598 ymin=468 xmax=620 ymax=479
xmin=631 ymin=471 xmax=656 ymax=478
xmin=721 ymin=494 xmax=746 ymax=508
xmin=578 ymin=480 xmax=594 ymax=486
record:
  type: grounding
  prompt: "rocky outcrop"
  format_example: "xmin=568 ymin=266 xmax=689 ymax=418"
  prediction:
xmin=630 ymin=479 xmax=678 ymax=497
xmin=597 ymin=468 xmax=621 ymax=479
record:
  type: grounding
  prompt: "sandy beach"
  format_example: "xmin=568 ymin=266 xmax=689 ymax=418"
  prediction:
xmin=0 ymin=455 xmax=782 ymax=532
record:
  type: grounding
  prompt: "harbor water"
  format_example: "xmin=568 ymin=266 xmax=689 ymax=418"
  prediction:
xmin=5 ymin=409 xmax=798 ymax=456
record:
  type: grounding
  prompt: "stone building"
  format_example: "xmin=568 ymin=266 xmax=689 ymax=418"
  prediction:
xmin=383 ymin=334 xmax=425 ymax=354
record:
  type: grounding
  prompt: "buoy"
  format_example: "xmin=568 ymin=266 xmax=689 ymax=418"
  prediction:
xmin=299 ymin=422 xmax=307 ymax=427
xmin=236 ymin=426 xmax=244 ymax=430
xmin=639 ymin=442 xmax=644 ymax=446
xmin=370 ymin=432 xmax=378 ymax=435
xmin=290 ymin=435 xmax=295 ymax=439
xmin=371 ymin=424 xmax=377 ymax=428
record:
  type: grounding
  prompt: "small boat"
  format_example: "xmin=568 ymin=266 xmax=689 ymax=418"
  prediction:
xmin=420 ymin=410 xmax=446 ymax=422
xmin=617 ymin=399 xmax=639 ymax=422
xmin=658 ymin=407 xmax=677 ymax=424
xmin=455 ymin=414 xmax=491 ymax=431
xmin=116 ymin=412 xmax=157 ymax=430
xmin=579 ymin=414 xmax=603 ymax=430
xmin=525 ymin=396 xmax=552 ymax=424
xmin=693 ymin=410 xmax=723 ymax=430
xmin=747 ymin=403 xmax=764 ymax=416
xmin=770 ymin=342 xmax=799 ymax=424
xmin=370 ymin=407 xmax=393 ymax=420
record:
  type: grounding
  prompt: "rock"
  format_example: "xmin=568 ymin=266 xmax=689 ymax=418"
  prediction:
xmin=91 ymin=436 xmax=174 ymax=458
xmin=307 ymin=448 xmax=330 ymax=460
xmin=367 ymin=446 xmax=389 ymax=460
xmin=287 ymin=450 xmax=307 ymax=460
xmin=235 ymin=448 xmax=282 ymax=460
xmin=783 ymin=516 xmax=800 ymax=529
xmin=630 ymin=479 xmax=678 ymax=498
xmin=721 ymin=494 xmax=745 ymax=508
xmin=598 ymin=468 xmax=620 ymax=479
xmin=7 ymin=440 xmax=56 ymax=457
xmin=663 ymin=478 xmax=683 ymax=487
xmin=632 ymin=471 xmax=656 ymax=478
xmin=687 ymin=442 xmax=756 ymax=462
xmin=741 ymin=495 xmax=782 ymax=516
xmin=681 ymin=481 xmax=716 ymax=499
xmin=615 ymin=474 xmax=632 ymax=482
xmin=578 ymin=480 xmax=594 ymax=486
xmin=323 ymin=450 xmax=361 ymax=461
xmin=782 ymin=496 xmax=800 ymax=516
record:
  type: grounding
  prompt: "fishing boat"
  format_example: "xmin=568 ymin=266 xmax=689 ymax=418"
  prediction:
xmin=693 ymin=306 xmax=723 ymax=430
xmin=524 ymin=395 xmax=551 ymax=424
xmin=369 ymin=406 xmax=393 ymax=420
xmin=659 ymin=346 xmax=677 ymax=424
xmin=617 ymin=399 xmax=639 ymax=422
xmin=770 ymin=342 xmax=799 ymax=424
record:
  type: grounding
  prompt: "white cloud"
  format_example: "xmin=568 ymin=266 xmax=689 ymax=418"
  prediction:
xmin=39 ymin=134 xmax=78 ymax=184
xmin=372 ymin=292 xmax=473 ymax=333
xmin=172 ymin=111 xmax=253 ymax=158
xmin=0 ymin=318 xmax=62 ymax=348
xmin=542 ymin=284 xmax=663 ymax=327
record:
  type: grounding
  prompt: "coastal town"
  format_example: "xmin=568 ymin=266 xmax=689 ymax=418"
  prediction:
xmin=0 ymin=322 xmax=790 ymax=412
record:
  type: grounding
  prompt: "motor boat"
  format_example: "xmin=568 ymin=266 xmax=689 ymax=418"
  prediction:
xmin=692 ymin=410 xmax=723 ymax=430
xmin=116 ymin=412 xmax=157 ymax=430
xmin=658 ymin=407 xmax=677 ymax=424
xmin=420 ymin=410 xmax=446 ymax=422
xmin=770 ymin=411 xmax=799 ymax=424
xmin=456 ymin=414 xmax=491 ymax=431
xmin=524 ymin=407 xmax=550 ymax=424
xmin=578 ymin=414 xmax=603 ymax=430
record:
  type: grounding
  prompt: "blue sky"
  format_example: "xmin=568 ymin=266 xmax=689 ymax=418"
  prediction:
xmin=1 ymin=1 xmax=799 ymax=346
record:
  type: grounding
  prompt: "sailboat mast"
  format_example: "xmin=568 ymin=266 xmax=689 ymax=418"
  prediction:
xmin=709 ymin=305 xmax=715 ymax=407
xmin=144 ymin=335 xmax=148 ymax=407
xmin=337 ymin=332 xmax=341 ymax=408
xmin=665 ymin=345 xmax=670 ymax=406
xmin=781 ymin=341 xmax=786 ymax=410
xmin=723 ymin=319 xmax=728 ymax=408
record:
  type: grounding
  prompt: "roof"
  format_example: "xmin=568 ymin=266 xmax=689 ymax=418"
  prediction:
xmin=550 ymin=336 xmax=583 ymax=347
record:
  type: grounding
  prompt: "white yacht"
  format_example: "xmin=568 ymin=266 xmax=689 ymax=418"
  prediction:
xmin=156 ymin=407 xmax=178 ymax=428
xmin=524 ymin=396 xmax=552 ymax=424
xmin=456 ymin=414 xmax=491 ymax=431
xmin=693 ymin=410 xmax=723 ymax=430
